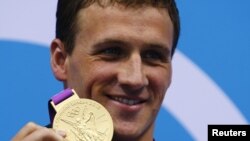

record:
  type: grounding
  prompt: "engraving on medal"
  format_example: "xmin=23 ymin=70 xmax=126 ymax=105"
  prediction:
xmin=53 ymin=99 xmax=113 ymax=141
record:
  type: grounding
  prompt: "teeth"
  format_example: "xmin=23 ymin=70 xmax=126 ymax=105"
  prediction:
xmin=113 ymin=97 xmax=140 ymax=105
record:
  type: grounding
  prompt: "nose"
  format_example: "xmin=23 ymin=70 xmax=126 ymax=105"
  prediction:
xmin=117 ymin=53 xmax=148 ymax=90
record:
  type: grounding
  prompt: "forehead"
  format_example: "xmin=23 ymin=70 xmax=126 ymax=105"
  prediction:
xmin=75 ymin=4 xmax=174 ymax=49
xmin=78 ymin=3 xmax=171 ymax=25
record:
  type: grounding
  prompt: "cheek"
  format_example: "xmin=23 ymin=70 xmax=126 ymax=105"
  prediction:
xmin=148 ymin=66 xmax=172 ymax=103
xmin=88 ymin=62 xmax=117 ymax=81
xmin=85 ymin=62 xmax=118 ymax=96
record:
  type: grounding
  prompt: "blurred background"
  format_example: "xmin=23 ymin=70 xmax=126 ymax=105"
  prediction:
xmin=0 ymin=0 xmax=249 ymax=140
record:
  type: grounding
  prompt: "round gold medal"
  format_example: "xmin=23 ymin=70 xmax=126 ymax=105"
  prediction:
xmin=53 ymin=99 xmax=113 ymax=141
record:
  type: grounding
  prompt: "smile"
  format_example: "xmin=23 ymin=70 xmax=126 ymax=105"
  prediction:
xmin=111 ymin=97 xmax=143 ymax=105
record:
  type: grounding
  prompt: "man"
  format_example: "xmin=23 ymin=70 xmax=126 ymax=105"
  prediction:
xmin=12 ymin=0 xmax=180 ymax=140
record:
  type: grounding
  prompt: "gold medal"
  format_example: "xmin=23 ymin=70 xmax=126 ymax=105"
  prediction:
xmin=50 ymin=89 xmax=113 ymax=141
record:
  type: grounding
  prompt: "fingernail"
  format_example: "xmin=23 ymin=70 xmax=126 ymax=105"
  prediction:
xmin=56 ymin=130 xmax=67 ymax=137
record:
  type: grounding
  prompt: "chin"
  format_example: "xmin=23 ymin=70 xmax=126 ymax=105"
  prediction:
xmin=112 ymin=122 xmax=147 ymax=141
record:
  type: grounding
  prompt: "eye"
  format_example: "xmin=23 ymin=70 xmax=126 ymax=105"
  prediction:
xmin=142 ymin=50 xmax=168 ymax=63
xmin=102 ymin=47 xmax=122 ymax=56
xmin=142 ymin=50 xmax=165 ymax=61
xmin=98 ymin=47 xmax=123 ymax=60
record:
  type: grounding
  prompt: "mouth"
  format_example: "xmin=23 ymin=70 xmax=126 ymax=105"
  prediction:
xmin=108 ymin=96 xmax=145 ymax=106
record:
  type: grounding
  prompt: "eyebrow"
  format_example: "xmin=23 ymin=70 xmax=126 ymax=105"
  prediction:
xmin=93 ymin=39 xmax=130 ymax=49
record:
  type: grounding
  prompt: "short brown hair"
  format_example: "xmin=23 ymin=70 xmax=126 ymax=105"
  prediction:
xmin=56 ymin=0 xmax=180 ymax=56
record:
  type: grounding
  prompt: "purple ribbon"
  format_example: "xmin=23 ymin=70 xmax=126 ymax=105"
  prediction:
xmin=51 ymin=88 xmax=73 ymax=105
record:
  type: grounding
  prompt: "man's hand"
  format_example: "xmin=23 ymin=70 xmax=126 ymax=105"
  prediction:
xmin=12 ymin=122 xmax=66 ymax=141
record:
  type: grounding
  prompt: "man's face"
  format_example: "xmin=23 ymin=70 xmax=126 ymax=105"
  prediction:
xmin=63 ymin=4 xmax=173 ymax=140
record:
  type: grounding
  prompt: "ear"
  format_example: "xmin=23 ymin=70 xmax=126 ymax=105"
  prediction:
xmin=50 ymin=39 xmax=67 ymax=81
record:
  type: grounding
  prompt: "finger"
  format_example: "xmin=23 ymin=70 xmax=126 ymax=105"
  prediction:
xmin=54 ymin=129 xmax=67 ymax=138
xmin=12 ymin=122 xmax=67 ymax=141
xmin=20 ymin=128 xmax=66 ymax=141
xmin=12 ymin=122 xmax=42 ymax=141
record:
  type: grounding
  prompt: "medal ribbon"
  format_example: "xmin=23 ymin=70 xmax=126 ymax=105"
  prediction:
xmin=48 ymin=88 xmax=73 ymax=123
